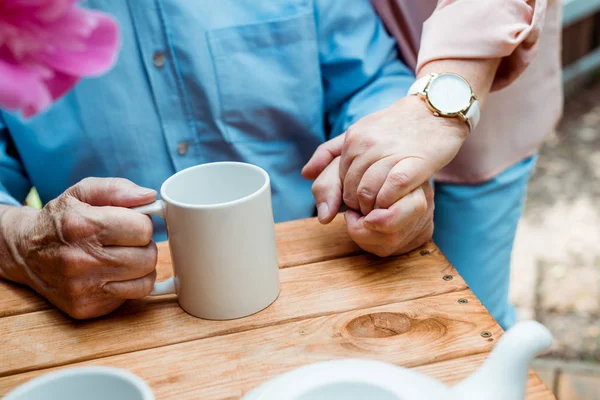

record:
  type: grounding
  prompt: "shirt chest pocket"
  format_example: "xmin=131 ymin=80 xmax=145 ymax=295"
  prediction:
xmin=207 ymin=12 xmax=322 ymax=143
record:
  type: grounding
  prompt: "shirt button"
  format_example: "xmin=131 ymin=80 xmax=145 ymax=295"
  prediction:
xmin=153 ymin=52 xmax=166 ymax=68
xmin=177 ymin=141 xmax=189 ymax=156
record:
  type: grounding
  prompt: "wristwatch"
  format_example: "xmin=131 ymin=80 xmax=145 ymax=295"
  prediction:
xmin=407 ymin=73 xmax=480 ymax=132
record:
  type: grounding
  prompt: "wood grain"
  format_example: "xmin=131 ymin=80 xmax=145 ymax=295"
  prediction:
xmin=0 ymin=244 xmax=459 ymax=377
xmin=0 ymin=215 xmax=553 ymax=399
xmin=0 ymin=215 xmax=360 ymax=318
xmin=274 ymin=214 xmax=361 ymax=267
xmin=0 ymin=290 xmax=503 ymax=399
xmin=0 ymin=282 xmax=50 ymax=318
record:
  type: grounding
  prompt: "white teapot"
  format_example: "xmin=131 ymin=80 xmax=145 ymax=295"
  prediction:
xmin=243 ymin=321 xmax=552 ymax=400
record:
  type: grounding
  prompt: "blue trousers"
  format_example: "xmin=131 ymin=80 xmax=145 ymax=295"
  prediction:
xmin=433 ymin=155 xmax=536 ymax=330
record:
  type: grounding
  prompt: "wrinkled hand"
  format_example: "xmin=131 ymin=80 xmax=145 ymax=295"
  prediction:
xmin=303 ymin=96 xmax=467 ymax=217
xmin=1 ymin=178 xmax=159 ymax=319
xmin=308 ymin=155 xmax=434 ymax=257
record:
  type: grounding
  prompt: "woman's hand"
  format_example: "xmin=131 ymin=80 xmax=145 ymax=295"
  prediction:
xmin=304 ymin=58 xmax=500 ymax=222
xmin=304 ymin=95 xmax=466 ymax=217
xmin=302 ymin=59 xmax=498 ymax=257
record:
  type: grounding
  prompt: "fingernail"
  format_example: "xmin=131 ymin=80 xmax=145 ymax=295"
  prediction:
xmin=139 ymin=188 xmax=157 ymax=196
xmin=363 ymin=220 xmax=380 ymax=232
xmin=317 ymin=203 xmax=329 ymax=222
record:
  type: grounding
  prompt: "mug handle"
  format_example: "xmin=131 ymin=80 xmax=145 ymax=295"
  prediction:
xmin=132 ymin=200 xmax=176 ymax=296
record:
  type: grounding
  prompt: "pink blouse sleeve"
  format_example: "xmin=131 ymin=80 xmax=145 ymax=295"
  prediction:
xmin=417 ymin=0 xmax=548 ymax=91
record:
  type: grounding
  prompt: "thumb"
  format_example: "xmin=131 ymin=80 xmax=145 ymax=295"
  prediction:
xmin=302 ymin=134 xmax=345 ymax=180
xmin=66 ymin=177 xmax=157 ymax=207
xmin=311 ymin=157 xmax=342 ymax=224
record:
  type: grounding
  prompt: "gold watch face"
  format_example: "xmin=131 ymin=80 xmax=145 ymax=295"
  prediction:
xmin=425 ymin=73 xmax=473 ymax=116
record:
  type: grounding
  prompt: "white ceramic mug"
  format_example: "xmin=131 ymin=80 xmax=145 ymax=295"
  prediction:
xmin=135 ymin=162 xmax=280 ymax=320
xmin=4 ymin=367 xmax=154 ymax=400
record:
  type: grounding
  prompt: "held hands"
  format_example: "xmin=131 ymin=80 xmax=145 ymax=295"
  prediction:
xmin=0 ymin=178 xmax=159 ymax=319
xmin=303 ymin=96 xmax=469 ymax=256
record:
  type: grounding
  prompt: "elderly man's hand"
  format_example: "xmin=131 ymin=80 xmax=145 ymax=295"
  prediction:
xmin=308 ymin=155 xmax=434 ymax=257
xmin=0 ymin=178 xmax=158 ymax=319
xmin=303 ymin=96 xmax=466 ymax=218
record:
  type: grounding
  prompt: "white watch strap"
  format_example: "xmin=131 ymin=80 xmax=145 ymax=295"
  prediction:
xmin=465 ymin=99 xmax=481 ymax=132
xmin=407 ymin=76 xmax=430 ymax=96
xmin=407 ymin=75 xmax=481 ymax=132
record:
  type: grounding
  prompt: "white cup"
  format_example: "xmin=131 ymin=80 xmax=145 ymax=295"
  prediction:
xmin=4 ymin=367 xmax=154 ymax=400
xmin=135 ymin=162 xmax=280 ymax=320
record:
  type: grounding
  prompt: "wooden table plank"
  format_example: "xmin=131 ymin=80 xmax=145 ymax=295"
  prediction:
xmin=0 ymin=243 xmax=459 ymax=377
xmin=275 ymin=214 xmax=361 ymax=267
xmin=0 ymin=216 xmax=359 ymax=318
xmin=0 ymin=216 xmax=554 ymax=399
xmin=0 ymin=290 xmax=503 ymax=398
xmin=0 ymin=283 xmax=49 ymax=319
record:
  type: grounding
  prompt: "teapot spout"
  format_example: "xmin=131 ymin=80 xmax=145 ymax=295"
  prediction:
xmin=452 ymin=321 xmax=553 ymax=400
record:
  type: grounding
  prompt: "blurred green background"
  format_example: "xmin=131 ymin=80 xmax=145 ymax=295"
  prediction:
xmin=25 ymin=188 xmax=42 ymax=209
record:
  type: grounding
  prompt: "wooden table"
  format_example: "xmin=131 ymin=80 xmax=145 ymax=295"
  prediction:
xmin=0 ymin=216 xmax=554 ymax=399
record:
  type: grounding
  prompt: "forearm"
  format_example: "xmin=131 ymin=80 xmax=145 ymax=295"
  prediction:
xmin=0 ymin=204 xmax=36 ymax=285
xmin=418 ymin=58 xmax=501 ymax=108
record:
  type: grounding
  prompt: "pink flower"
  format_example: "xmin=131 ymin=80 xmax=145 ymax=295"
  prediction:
xmin=0 ymin=0 xmax=120 ymax=118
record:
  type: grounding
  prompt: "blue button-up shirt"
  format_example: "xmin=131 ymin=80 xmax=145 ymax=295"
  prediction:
xmin=0 ymin=0 xmax=413 ymax=240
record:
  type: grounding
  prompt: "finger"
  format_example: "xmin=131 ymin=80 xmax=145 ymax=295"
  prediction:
xmin=399 ymin=182 xmax=435 ymax=244
xmin=99 ymin=242 xmax=158 ymax=281
xmin=356 ymin=157 xmax=397 ymax=215
xmin=103 ymin=270 xmax=157 ymax=299
xmin=385 ymin=201 xmax=435 ymax=256
xmin=311 ymin=157 xmax=342 ymax=224
xmin=363 ymin=186 xmax=428 ymax=234
xmin=345 ymin=209 xmax=421 ymax=257
xmin=344 ymin=209 xmax=396 ymax=247
xmin=66 ymin=177 xmax=157 ymax=208
xmin=61 ymin=297 xmax=126 ymax=320
xmin=89 ymin=206 xmax=154 ymax=246
xmin=375 ymin=157 xmax=432 ymax=209
xmin=342 ymin=151 xmax=384 ymax=211
xmin=338 ymin=135 xmax=355 ymax=192
xmin=364 ymin=219 xmax=432 ymax=258
xmin=302 ymin=134 xmax=345 ymax=180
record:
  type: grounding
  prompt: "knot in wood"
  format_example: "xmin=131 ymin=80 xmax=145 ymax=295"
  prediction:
xmin=345 ymin=312 xmax=412 ymax=338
